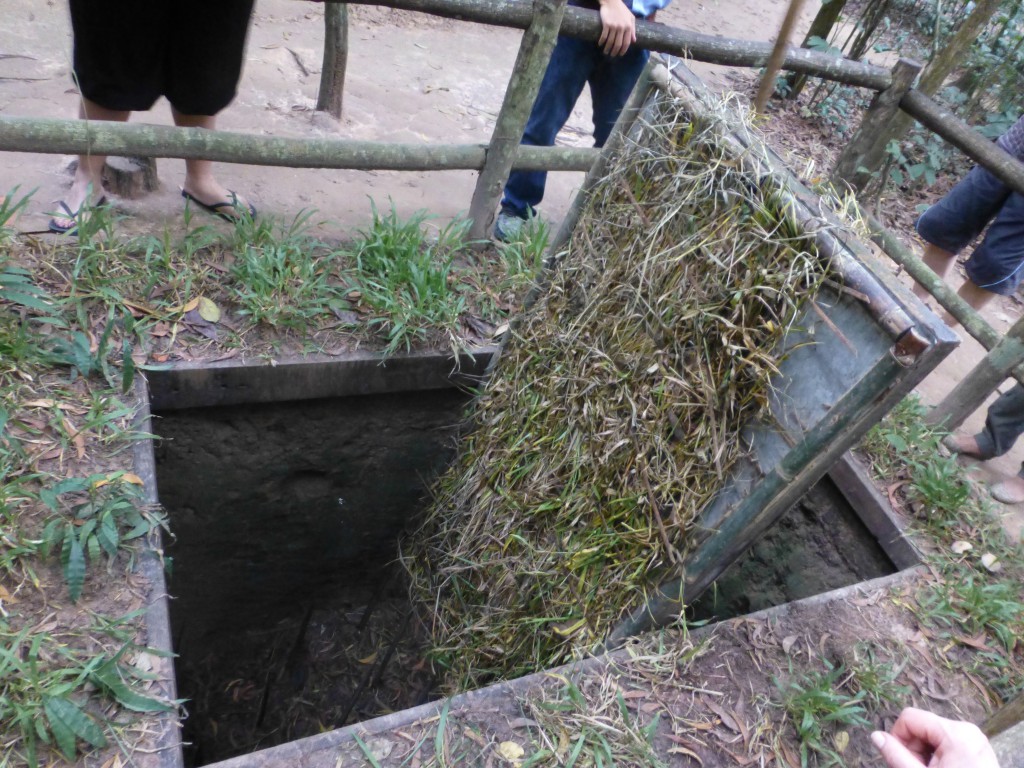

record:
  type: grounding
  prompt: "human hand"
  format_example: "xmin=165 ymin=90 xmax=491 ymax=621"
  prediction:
xmin=597 ymin=0 xmax=636 ymax=57
xmin=871 ymin=708 xmax=1000 ymax=768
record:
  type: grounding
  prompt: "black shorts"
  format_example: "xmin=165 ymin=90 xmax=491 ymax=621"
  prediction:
xmin=69 ymin=0 xmax=255 ymax=116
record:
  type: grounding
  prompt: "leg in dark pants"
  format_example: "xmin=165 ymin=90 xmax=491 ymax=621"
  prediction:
xmin=976 ymin=383 xmax=1024 ymax=469
xmin=499 ymin=38 xmax=647 ymax=220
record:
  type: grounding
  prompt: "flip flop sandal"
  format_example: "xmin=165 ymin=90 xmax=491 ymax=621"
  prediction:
xmin=47 ymin=196 xmax=109 ymax=235
xmin=181 ymin=189 xmax=257 ymax=222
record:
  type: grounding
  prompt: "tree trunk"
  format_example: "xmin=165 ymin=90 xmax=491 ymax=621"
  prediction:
xmin=785 ymin=0 xmax=848 ymax=99
xmin=316 ymin=4 xmax=349 ymax=119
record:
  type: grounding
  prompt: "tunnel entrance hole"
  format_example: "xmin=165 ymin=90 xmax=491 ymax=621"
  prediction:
xmin=146 ymin=360 xmax=912 ymax=766
xmin=152 ymin=388 xmax=472 ymax=765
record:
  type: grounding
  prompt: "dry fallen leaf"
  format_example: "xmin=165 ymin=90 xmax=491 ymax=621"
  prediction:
xmin=178 ymin=296 xmax=200 ymax=314
xmin=496 ymin=741 xmax=525 ymax=763
xmin=198 ymin=296 xmax=222 ymax=323
xmin=782 ymin=634 xmax=799 ymax=654
xmin=0 ymin=584 xmax=20 ymax=604
xmin=834 ymin=730 xmax=849 ymax=753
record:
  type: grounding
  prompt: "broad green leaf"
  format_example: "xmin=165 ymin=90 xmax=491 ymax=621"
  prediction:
xmin=64 ymin=534 xmax=86 ymax=602
xmin=91 ymin=662 xmax=174 ymax=713
xmin=43 ymin=696 xmax=107 ymax=759
xmin=97 ymin=513 xmax=119 ymax=557
xmin=86 ymin=532 xmax=101 ymax=564
xmin=0 ymin=290 xmax=52 ymax=311
xmin=40 ymin=518 xmax=64 ymax=558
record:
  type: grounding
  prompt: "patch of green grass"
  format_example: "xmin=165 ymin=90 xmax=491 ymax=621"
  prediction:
xmin=861 ymin=394 xmax=1024 ymax=700
xmin=775 ymin=660 xmax=870 ymax=768
xmin=0 ymin=188 xmax=32 ymax=245
xmin=860 ymin=394 xmax=942 ymax=479
xmin=908 ymin=452 xmax=971 ymax=521
xmin=227 ymin=210 xmax=348 ymax=329
xmin=521 ymin=678 xmax=666 ymax=768
xmin=0 ymin=619 xmax=176 ymax=768
xmin=39 ymin=473 xmax=167 ymax=602
xmin=847 ymin=643 xmax=911 ymax=709
xmin=0 ymin=444 xmax=41 ymax=586
xmin=350 ymin=202 xmax=471 ymax=354
xmin=918 ymin=569 xmax=1023 ymax=652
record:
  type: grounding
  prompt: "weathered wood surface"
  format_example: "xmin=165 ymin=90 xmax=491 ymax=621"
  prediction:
xmin=333 ymin=0 xmax=893 ymax=90
xmin=467 ymin=0 xmax=567 ymax=239
xmin=927 ymin=314 xmax=1024 ymax=430
xmin=901 ymin=89 xmax=1024 ymax=197
xmin=0 ymin=117 xmax=598 ymax=171
xmin=316 ymin=3 xmax=349 ymax=118
xmin=832 ymin=58 xmax=921 ymax=190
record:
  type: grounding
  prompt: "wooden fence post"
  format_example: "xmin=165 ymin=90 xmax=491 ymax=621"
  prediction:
xmin=316 ymin=3 xmax=349 ymax=119
xmin=832 ymin=57 xmax=920 ymax=191
xmin=927 ymin=314 xmax=1024 ymax=431
xmin=466 ymin=0 xmax=568 ymax=241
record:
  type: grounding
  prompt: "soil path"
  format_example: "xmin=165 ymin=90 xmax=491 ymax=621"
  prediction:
xmin=2 ymin=0 xmax=1023 ymax=540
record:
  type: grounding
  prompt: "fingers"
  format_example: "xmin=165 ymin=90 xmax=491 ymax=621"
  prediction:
xmin=891 ymin=707 xmax=948 ymax=748
xmin=604 ymin=23 xmax=634 ymax=56
xmin=597 ymin=1 xmax=636 ymax=56
xmin=871 ymin=732 xmax=926 ymax=768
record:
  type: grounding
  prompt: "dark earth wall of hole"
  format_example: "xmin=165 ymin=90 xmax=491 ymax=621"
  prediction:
xmin=152 ymin=389 xmax=472 ymax=765
xmin=690 ymin=476 xmax=896 ymax=622
xmin=152 ymin=387 xmax=896 ymax=765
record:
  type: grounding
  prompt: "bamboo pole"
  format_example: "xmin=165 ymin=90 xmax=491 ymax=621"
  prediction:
xmin=331 ymin=0 xmax=894 ymax=90
xmin=927 ymin=315 xmax=1024 ymax=430
xmin=467 ymin=0 xmax=568 ymax=240
xmin=316 ymin=3 xmax=349 ymax=119
xmin=864 ymin=214 xmax=1013 ymax=355
xmin=754 ymin=0 xmax=809 ymax=114
xmin=832 ymin=58 xmax=921 ymax=190
xmin=0 ymin=117 xmax=598 ymax=171
xmin=901 ymin=89 xmax=1024 ymax=198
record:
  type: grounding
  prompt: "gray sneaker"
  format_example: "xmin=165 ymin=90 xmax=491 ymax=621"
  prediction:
xmin=494 ymin=210 xmax=527 ymax=243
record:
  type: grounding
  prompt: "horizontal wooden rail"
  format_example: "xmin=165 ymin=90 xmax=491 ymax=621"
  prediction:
xmin=0 ymin=117 xmax=598 ymax=172
xmin=865 ymin=215 xmax=1007 ymax=351
xmin=335 ymin=0 xmax=893 ymax=90
xmin=901 ymin=90 xmax=1024 ymax=198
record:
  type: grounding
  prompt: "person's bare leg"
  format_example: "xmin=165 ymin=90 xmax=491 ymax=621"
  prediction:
xmin=172 ymin=110 xmax=251 ymax=212
xmin=911 ymin=242 xmax=956 ymax=300
xmin=52 ymin=99 xmax=129 ymax=229
xmin=939 ymin=279 xmax=998 ymax=327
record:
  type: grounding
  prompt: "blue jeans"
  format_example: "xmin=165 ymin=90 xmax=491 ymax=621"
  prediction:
xmin=916 ymin=165 xmax=1024 ymax=296
xmin=500 ymin=35 xmax=649 ymax=219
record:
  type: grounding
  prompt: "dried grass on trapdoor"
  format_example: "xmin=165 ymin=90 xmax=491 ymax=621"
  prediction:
xmin=405 ymin=94 xmax=829 ymax=691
